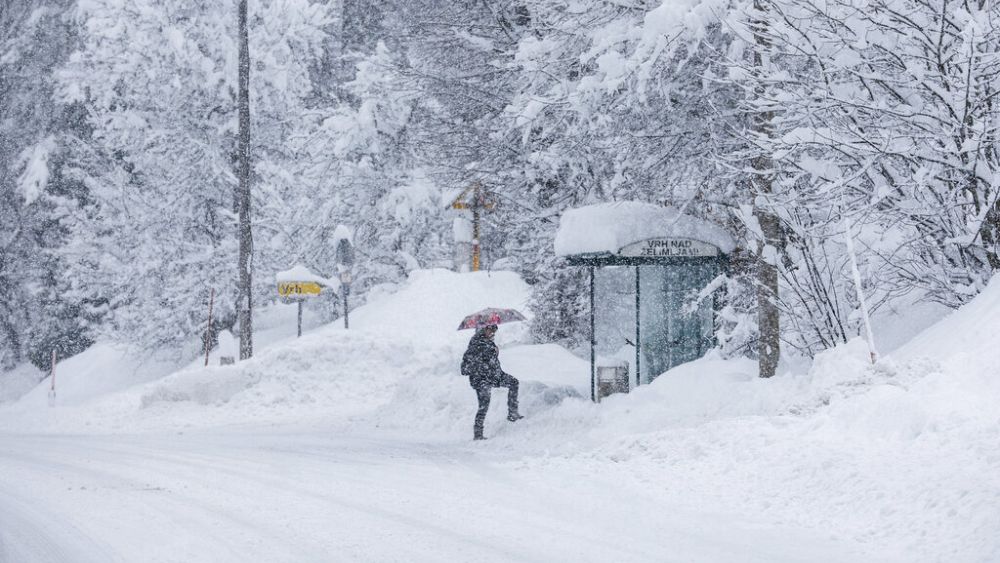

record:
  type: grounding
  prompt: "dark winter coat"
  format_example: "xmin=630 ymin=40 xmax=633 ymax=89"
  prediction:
xmin=461 ymin=331 xmax=504 ymax=388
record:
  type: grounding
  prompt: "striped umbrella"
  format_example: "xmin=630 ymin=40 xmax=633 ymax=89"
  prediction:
xmin=457 ymin=307 xmax=527 ymax=330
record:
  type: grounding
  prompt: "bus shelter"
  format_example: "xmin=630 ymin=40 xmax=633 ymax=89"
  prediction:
xmin=554 ymin=202 xmax=736 ymax=402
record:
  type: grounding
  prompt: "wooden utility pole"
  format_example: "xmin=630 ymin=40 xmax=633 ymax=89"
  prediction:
xmin=450 ymin=183 xmax=496 ymax=272
xmin=471 ymin=183 xmax=482 ymax=271
xmin=236 ymin=0 xmax=253 ymax=360
xmin=751 ymin=0 xmax=780 ymax=378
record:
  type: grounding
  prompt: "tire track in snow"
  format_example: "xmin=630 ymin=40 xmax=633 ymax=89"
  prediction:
xmin=0 ymin=432 xmax=871 ymax=562
xmin=0 ymin=437 xmax=328 ymax=562
xmin=0 ymin=485 xmax=114 ymax=563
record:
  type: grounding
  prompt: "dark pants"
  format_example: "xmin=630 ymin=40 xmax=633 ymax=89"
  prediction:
xmin=473 ymin=373 xmax=519 ymax=439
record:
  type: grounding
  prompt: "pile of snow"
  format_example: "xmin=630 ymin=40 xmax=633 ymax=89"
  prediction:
xmin=554 ymin=201 xmax=736 ymax=256
xmin=8 ymin=343 xmax=188 ymax=409
xmin=0 ymin=269 xmax=552 ymax=434
xmin=0 ymin=300 xmax=328 ymax=416
xmin=0 ymin=363 xmax=45 ymax=404
xmin=3 ymin=268 xmax=999 ymax=560
xmin=349 ymin=269 xmax=531 ymax=343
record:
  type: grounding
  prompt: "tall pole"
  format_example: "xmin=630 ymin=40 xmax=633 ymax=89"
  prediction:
xmin=236 ymin=0 xmax=254 ymax=360
xmin=471 ymin=183 xmax=481 ymax=272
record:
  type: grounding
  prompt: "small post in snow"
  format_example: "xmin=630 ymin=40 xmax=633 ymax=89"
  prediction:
xmin=204 ymin=288 xmax=215 ymax=366
xmin=276 ymin=265 xmax=328 ymax=337
xmin=844 ymin=216 xmax=878 ymax=364
xmin=47 ymin=349 xmax=57 ymax=406
xmin=340 ymin=273 xmax=351 ymax=329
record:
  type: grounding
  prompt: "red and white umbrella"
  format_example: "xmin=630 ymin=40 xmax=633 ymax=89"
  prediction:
xmin=457 ymin=307 xmax=527 ymax=330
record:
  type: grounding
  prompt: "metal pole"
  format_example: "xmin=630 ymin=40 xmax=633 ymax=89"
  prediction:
xmin=204 ymin=288 xmax=215 ymax=366
xmin=635 ymin=265 xmax=641 ymax=388
xmin=297 ymin=300 xmax=303 ymax=337
xmin=590 ymin=266 xmax=596 ymax=403
xmin=343 ymin=284 xmax=350 ymax=329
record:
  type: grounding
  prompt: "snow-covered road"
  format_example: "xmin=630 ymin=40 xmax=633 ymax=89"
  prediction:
xmin=0 ymin=430 xmax=870 ymax=562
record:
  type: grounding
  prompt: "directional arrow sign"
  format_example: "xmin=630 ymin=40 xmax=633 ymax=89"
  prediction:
xmin=277 ymin=281 xmax=323 ymax=298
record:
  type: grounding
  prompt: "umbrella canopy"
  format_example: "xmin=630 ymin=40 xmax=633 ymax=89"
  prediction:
xmin=457 ymin=307 xmax=527 ymax=330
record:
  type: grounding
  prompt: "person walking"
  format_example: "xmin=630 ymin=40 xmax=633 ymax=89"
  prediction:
xmin=461 ymin=324 xmax=523 ymax=440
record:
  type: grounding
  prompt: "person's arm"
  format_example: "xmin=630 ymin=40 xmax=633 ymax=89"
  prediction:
xmin=488 ymin=343 xmax=504 ymax=376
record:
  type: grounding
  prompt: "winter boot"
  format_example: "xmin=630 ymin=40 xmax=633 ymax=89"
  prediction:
xmin=507 ymin=413 xmax=524 ymax=422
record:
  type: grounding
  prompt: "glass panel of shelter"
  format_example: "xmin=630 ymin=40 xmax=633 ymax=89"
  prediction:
xmin=594 ymin=266 xmax=637 ymax=361
xmin=595 ymin=261 xmax=720 ymax=384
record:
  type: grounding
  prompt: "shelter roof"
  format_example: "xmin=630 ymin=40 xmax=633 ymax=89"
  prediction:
xmin=554 ymin=202 xmax=737 ymax=257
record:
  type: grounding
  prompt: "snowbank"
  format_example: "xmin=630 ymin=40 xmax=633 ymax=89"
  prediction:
xmin=0 ymin=269 xmax=542 ymax=434
xmin=347 ymin=269 xmax=531 ymax=344
xmin=3 ymin=268 xmax=999 ymax=560
xmin=0 ymin=363 xmax=45 ymax=404
xmin=8 ymin=342 xmax=188 ymax=410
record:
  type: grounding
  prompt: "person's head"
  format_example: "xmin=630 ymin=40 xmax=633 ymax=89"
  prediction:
xmin=480 ymin=324 xmax=498 ymax=339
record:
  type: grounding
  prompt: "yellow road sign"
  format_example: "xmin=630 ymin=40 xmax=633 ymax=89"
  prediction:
xmin=277 ymin=281 xmax=323 ymax=298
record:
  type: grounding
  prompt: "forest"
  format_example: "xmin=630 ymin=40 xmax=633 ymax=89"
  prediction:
xmin=2 ymin=0 xmax=998 ymax=378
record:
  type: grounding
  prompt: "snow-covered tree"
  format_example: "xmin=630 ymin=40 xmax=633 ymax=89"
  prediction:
xmin=58 ymin=0 xmax=333 ymax=352
xmin=0 ymin=2 xmax=96 ymax=371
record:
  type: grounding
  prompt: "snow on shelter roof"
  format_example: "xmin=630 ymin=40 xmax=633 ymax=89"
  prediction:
xmin=554 ymin=202 xmax=736 ymax=257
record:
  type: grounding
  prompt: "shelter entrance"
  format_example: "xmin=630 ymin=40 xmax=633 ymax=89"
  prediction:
xmin=638 ymin=262 xmax=719 ymax=381
xmin=554 ymin=203 xmax=735 ymax=402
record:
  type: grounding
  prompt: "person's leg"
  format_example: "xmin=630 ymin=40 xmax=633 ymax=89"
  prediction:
xmin=497 ymin=373 xmax=521 ymax=419
xmin=474 ymin=385 xmax=491 ymax=439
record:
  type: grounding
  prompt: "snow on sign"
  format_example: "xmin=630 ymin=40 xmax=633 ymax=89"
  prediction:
xmin=277 ymin=281 xmax=323 ymax=297
xmin=275 ymin=265 xmax=336 ymax=295
xmin=619 ymin=238 xmax=719 ymax=258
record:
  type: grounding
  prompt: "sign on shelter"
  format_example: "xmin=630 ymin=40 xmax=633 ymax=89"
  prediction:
xmin=619 ymin=238 xmax=720 ymax=258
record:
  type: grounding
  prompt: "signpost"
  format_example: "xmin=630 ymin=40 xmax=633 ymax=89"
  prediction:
xmin=275 ymin=266 xmax=330 ymax=337
xmin=335 ymin=230 xmax=354 ymax=329
xmin=449 ymin=183 xmax=497 ymax=272
xmin=277 ymin=281 xmax=323 ymax=298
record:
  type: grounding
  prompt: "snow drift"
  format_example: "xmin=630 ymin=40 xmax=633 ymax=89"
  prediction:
xmin=2 ymin=269 xmax=998 ymax=561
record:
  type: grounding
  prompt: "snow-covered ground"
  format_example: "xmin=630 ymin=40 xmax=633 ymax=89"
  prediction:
xmin=1 ymin=269 xmax=998 ymax=562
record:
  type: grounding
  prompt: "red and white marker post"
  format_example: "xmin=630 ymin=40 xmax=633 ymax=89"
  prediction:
xmin=47 ymin=349 xmax=57 ymax=406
